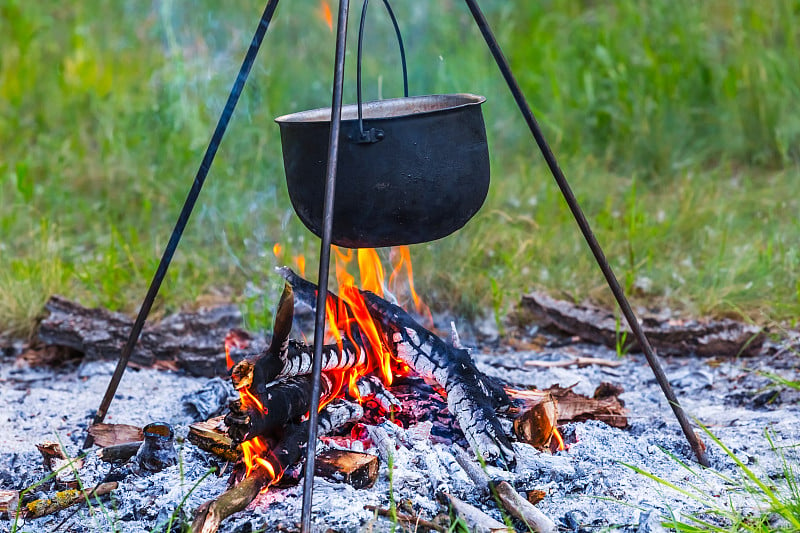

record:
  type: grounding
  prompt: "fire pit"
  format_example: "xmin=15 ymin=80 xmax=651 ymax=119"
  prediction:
xmin=72 ymin=0 xmax=710 ymax=530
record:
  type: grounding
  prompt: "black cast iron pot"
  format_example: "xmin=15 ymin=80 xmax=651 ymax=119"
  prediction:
xmin=275 ymin=93 xmax=490 ymax=249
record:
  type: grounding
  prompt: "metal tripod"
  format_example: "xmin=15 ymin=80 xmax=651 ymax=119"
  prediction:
xmin=86 ymin=1 xmax=709 ymax=531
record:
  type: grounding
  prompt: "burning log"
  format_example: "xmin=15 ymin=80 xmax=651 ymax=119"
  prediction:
xmin=314 ymin=450 xmax=378 ymax=489
xmin=225 ymin=373 xmax=334 ymax=444
xmin=346 ymin=375 xmax=401 ymax=413
xmin=192 ymin=399 xmax=363 ymax=533
xmin=278 ymin=267 xmax=516 ymax=467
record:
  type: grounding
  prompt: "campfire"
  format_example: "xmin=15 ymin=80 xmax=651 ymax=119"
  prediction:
xmin=187 ymin=246 xmax=624 ymax=532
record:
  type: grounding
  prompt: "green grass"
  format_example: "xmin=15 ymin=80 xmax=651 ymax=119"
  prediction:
xmin=626 ymin=427 xmax=800 ymax=532
xmin=2 ymin=0 xmax=800 ymax=337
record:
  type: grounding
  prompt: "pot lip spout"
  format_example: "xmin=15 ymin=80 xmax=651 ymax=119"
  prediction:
xmin=274 ymin=93 xmax=486 ymax=124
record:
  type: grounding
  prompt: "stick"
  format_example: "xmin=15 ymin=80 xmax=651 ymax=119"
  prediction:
xmin=364 ymin=505 xmax=445 ymax=532
xmin=445 ymin=493 xmax=510 ymax=533
xmin=24 ymin=482 xmax=117 ymax=519
xmin=191 ymin=466 xmax=272 ymax=533
xmin=493 ymin=481 xmax=556 ymax=533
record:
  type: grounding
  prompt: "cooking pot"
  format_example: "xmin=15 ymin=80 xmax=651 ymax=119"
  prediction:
xmin=275 ymin=93 xmax=490 ymax=248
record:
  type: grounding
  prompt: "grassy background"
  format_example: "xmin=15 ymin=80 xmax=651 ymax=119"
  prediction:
xmin=1 ymin=0 xmax=799 ymax=339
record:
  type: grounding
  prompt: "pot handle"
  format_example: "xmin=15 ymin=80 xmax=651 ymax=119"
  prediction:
xmin=354 ymin=0 xmax=408 ymax=144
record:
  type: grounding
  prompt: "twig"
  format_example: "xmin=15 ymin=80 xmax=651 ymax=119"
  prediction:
xmin=25 ymin=482 xmax=117 ymax=518
xmin=191 ymin=466 xmax=272 ymax=533
xmin=364 ymin=505 xmax=445 ymax=532
xmin=493 ymin=481 xmax=556 ymax=533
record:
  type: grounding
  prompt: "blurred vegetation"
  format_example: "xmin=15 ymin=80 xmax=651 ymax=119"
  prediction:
xmin=1 ymin=0 xmax=799 ymax=338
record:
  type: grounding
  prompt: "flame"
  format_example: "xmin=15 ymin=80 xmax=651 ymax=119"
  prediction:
xmin=237 ymin=245 xmax=430 ymax=480
xmin=318 ymin=1 xmax=333 ymax=32
xmin=294 ymin=254 xmax=306 ymax=278
xmin=273 ymin=243 xmax=283 ymax=258
xmin=552 ymin=427 xmax=566 ymax=451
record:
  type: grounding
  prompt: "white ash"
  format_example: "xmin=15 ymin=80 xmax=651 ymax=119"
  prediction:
xmin=2 ymin=333 xmax=800 ymax=532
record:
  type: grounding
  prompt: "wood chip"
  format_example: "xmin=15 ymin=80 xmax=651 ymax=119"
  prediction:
xmin=88 ymin=423 xmax=144 ymax=447
xmin=0 ymin=490 xmax=19 ymax=518
xmin=188 ymin=416 xmax=240 ymax=462
xmin=315 ymin=450 xmax=379 ymax=489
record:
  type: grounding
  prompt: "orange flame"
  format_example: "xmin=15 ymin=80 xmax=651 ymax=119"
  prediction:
xmin=318 ymin=1 xmax=333 ymax=32
xmin=238 ymin=245 xmax=431 ymax=480
xmin=273 ymin=243 xmax=283 ymax=258
xmin=294 ymin=254 xmax=306 ymax=278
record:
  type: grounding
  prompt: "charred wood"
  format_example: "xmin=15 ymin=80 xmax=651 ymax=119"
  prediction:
xmin=188 ymin=416 xmax=239 ymax=462
xmin=346 ymin=375 xmax=401 ymax=414
xmin=225 ymin=374 xmax=333 ymax=444
xmin=519 ymin=291 xmax=765 ymax=357
xmin=314 ymin=450 xmax=378 ymax=489
xmin=97 ymin=441 xmax=142 ymax=464
xmin=37 ymin=296 xmax=243 ymax=376
xmin=278 ymin=268 xmax=516 ymax=467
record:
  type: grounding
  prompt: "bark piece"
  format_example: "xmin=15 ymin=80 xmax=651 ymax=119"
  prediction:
xmin=493 ymin=481 xmax=556 ymax=533
xmin=445 ymin=493 xmax=510 ymax=533
xmin=315 ymin=450 xmax=379 ymax=489
xmin=510 ymin=392 xmax=558 ymax=449
xmin=36 ymin=441 xmax=68 ymax=469
xmin=24 ymin=482 xmax=117 ymax=518
xmin=0 ymin=490 xmax=19 ymax=518
xmin=188 ymin=417 xmax=240 ymax=462
xmin=37 ymin=296 xmax=243 ymax=376
xmin=524 ymin=356 xmax=623 ymax=369
xmin=88 ymin=423 xmax=143 ymax=447
xmin=549 ymin=384 xmax=628 ymax=428
xmin=519 ymin=291 xmax=765 ymax=357
xmin=97 ymin=441 xmax=142 ymax=463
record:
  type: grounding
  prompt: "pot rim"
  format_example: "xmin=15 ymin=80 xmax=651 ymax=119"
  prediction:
xmin=274 ymin=93 xmax=486 ymax=124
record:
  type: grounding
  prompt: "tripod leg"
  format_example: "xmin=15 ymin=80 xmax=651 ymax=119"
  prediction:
xmin=84 ymin=0 xmax=282 ymax=449
xmin=301 ymin=0 xmax=351 ymax=530
xmin=463 ymin=0 xmax=709 ymax=467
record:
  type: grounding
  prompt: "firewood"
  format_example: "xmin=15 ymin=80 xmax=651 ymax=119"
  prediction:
xmin=97 ymin=441 xmax=142 ymax=463
xmin=24 ymin=482 xmax=117 ymax=518
xmin=188 ymin=416 xmax=240 ymax=462
xmin=225 ymin=373 xmax=334 ymax=444
xmin=508 ymin=391 xmax=558 ymax=449
xmin=37 ymin=295 xmax=242 ymax=376
xmin=346 ymin=375 xmax=401 ymax=413
xmin=445 ymin=493 xmax=510 ymax=533
xmin=493 ymin=481 xmax=556 ymax=533
xmin=87 ymin=423 xmax=144 ymax=447
xmin=315 ymin=450 xmax=379 ymax=489
xmin=191 ymin=466 xmax=272 ymax=533
xmin=452 ymin=445 xmax=490 ymax=495
xmin=0 ymin=490 xmax=19 ymax=518
xmin=519 ymin=291 xmax=766 ymax=357
xmin=364 ymin=505 xmax=446 ymax=532
xmin=278 ymin=268 xmax=516 ymax=468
